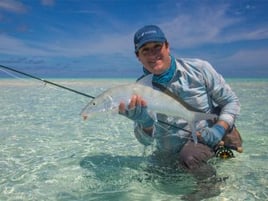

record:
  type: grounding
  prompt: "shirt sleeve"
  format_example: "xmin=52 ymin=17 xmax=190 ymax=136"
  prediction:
xmin=201 ymin=61 xmax=240 ymax=127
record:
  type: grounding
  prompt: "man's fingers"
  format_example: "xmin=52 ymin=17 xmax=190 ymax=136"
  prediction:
xmin=119 ymin=102 xmax=126 ymax=114
xmin=196 ymin=132 xmax=201 ymax=138
xmin=128 ymin=95 xmax=137 ymax=109
xmin=141 ymin=99 xmax=147 ymax=107
xmin=218 ymin=141 xmax=224 ymax=146
xmin=121 ymin=95 xmax=147 ymax=111
xmin=136 ymin=95 xmax=142 ymax=106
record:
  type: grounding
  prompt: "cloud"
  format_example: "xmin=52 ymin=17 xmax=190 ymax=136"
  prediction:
xmin=41 ymin=0 xmax=55 ymax=6
xmin=239 ymin=28 xmax=268 ymax=41
xmin=0 ymin=34 xmax=50 ymax=56
xmin=0 ymin=0 xmax=27 ymax=13
xmin=157 ymin=4 xmax=235 ymax=47
xmin=0 ymin=1 xmax=267 ymax=61
xmin=223 ymin=48 xmax=268 ymax=67
xmin=0 ymin=56 xmax=45 ymax=65
xmin=211 ymin=47 xmax=268 ymax=77
xmin=0 ymin=30 xmax=132 ymax=58
xmin=160 ymin=3 xmax=268 ymax=48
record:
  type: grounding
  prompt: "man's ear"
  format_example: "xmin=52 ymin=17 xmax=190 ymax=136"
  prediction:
xmin=135 ymin=52 xmax=140 ymax=60
xmin=165 ymin=41 xmax=169 ymax=48
xmin=165 ymin=41 xmax=170 ymax=54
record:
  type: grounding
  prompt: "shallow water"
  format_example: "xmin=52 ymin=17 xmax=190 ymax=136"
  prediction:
xmin=0 ymin=78 xmax=267 ymax=201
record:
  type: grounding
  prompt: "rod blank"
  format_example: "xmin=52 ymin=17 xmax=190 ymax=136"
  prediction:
xmin=0 ymin=64 xmax=95 ymax=99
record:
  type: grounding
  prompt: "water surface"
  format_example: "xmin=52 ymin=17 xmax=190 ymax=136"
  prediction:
xmin=0 ymin=78 xmax=267 ymax=201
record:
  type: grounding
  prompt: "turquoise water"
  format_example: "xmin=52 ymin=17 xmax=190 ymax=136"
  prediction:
xmin=0 ymin=78 xmax=267 ymax=201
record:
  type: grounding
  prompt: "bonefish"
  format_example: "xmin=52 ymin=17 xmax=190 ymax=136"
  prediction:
xmin=81 ymin=76 xmax=217 ymax=143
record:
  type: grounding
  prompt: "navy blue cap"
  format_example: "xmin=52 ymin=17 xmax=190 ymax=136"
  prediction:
xmin=134 ymin=25 xmax=167 ymax=53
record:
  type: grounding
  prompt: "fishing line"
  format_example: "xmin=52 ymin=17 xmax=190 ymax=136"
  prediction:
xmin=0 ymin=67 xmax=30 ymax=82
xmin=157 ymin=119 xmax=191 ymax=134
xmin=0 ymin=64 xmax=95 ymax=99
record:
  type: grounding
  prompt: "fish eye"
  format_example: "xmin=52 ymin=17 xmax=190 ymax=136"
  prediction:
xmin=92 ymin=102 xmax=96 ymax=105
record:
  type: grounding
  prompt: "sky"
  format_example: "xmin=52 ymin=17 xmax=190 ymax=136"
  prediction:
xmin=0 ymin=0 xmax=268 ymax=78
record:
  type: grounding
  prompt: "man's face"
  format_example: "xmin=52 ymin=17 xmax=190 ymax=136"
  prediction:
xmin=137 ymin=42 xmax=171 ymax=75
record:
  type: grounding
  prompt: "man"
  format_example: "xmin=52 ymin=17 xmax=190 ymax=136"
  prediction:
xmin=119 ymin=25 xmax=240 ymax=177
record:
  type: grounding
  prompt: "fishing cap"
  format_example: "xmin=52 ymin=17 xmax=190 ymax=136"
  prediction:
xmin=134 ymin=25 xmax=167 ymax=53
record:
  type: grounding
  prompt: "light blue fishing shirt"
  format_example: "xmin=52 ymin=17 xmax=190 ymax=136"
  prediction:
xmin=134 ymin=57 xmax=240 ymax=153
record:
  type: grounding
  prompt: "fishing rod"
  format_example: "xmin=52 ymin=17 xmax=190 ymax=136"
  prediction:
xmin=0 ymin=64 xmax=191 ymax=131
xmin=0 ymin=64 xmax=95 ymax=99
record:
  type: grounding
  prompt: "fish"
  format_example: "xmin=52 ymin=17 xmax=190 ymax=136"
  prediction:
xmin=80 ymin=75 xmax=218 ymax=143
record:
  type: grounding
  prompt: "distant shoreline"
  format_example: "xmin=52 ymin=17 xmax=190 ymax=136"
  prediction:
xmin=0 ymin=77 xmax=267 ymax=88
xmin=0 ymin=77 xmax=267 ymax=80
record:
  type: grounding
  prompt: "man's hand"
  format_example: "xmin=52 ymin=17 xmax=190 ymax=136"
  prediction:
xmin=197 ymin=124 xmax=226 ymax=148
xmin=119 ymin=95 xmax=154 ymax=129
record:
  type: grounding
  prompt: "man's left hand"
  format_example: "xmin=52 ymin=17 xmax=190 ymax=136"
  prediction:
xmin=198 ymin=124 xmax=226 ymax=148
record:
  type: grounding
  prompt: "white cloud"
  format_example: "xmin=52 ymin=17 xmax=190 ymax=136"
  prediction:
xmin=41 ymin=0 xmax=55 ymax=6
xmin=160 ymin=4 xmax=268 ymax=48
xmin=0 ymin=0 xmax=27 ymax=13
xmin=240 ymin=28 xmax=268 ymax=41
xmin=159 ymin=4 xmax=237 ymax=47
xmin=0 ymin=34 xmax=50 ymax=56
xmin=223 ymin=49 xmax=268 ymax=67
xmin=0 ymin=32 xmax=133 ymax=58
xmin=0 ymin=1 xmax=267 ymax=61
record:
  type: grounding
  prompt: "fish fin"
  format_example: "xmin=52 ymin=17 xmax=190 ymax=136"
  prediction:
xmin=136 ymin=74 xmax=153 ymax=87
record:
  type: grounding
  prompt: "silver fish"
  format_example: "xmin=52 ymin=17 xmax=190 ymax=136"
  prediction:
xmin=80 ymin=76 xmax=217 ymax=143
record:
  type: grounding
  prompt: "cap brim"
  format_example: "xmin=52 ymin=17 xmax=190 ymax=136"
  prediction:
xmin=135 ymin=38 xmax=166 ymax=52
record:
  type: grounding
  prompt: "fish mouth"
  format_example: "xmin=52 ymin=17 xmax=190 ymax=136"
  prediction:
xmin=81 ymin=111 xmax=99 ymax=121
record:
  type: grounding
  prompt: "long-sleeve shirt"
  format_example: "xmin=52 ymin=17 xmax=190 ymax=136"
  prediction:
xmin=134 ymin=57 xmax=240 ymax=153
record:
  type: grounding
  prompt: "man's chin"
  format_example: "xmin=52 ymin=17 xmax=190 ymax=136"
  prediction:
xmin=148 ymin=64 xmax=159 ymax=71
xmin=152 ymin=69 xmax=165 ymax=75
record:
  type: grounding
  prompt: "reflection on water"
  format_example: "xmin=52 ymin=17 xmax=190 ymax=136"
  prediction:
xmin=79 ymin=153 xmax=227 ymax=201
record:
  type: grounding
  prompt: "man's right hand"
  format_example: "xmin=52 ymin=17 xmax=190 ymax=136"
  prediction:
xmin=118 ymin=95 xmax=154 ymax=129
